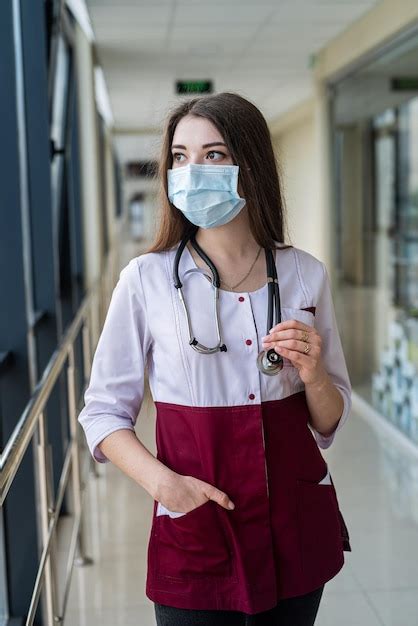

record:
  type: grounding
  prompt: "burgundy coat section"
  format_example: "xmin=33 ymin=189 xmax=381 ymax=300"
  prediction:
xmin=145 ymin=390 xmax=350 ymax=614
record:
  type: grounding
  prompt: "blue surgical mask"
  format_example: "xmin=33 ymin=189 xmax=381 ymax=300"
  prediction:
xmin=167 ymin=163 xmax=246 ymax=228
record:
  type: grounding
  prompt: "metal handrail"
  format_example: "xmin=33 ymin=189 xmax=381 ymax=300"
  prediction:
xmin=0 ymin=248 xmax=120 ymax=625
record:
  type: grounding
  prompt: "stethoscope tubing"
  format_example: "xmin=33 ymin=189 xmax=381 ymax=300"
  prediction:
xmin=173 ymin=233 xmax=283 ymax=373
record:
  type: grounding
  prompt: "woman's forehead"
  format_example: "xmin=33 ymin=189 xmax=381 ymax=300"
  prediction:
xmin=172 ymin=115 xmax=224 ymax=145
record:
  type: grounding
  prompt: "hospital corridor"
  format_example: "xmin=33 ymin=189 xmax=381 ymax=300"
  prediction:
xmin=2 ymin=1 xmax=418 ymax=625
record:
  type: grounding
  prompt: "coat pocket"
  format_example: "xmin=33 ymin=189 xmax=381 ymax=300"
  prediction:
xmin=318 ymin=468 xmax=332 ymax=485
xmin=154 ymin=499 xmax=233 ymax=581
xmin=156 ymin=502 xmax=188 ymax=518
xmin=281 ymin=307 xmax=315 ymax=327
xmin=296 ymin=478 xmax=345 ymax=587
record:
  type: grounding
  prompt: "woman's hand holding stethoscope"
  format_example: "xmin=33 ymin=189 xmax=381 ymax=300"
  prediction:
xmin=261 ymin=319 xmax=327 ymax=386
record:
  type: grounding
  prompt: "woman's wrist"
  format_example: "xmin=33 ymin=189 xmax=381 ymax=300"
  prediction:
xmin=99 ymin=429 xmax=178 ymax=501
xmin=144 ymin=462 xmax=177 ymax=501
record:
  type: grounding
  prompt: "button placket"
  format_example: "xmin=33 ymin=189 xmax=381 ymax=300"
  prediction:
xmin=239 ymin=293 xmax=262 ymax=403
xmin=246 ymin=293 xmax=269 ymax=497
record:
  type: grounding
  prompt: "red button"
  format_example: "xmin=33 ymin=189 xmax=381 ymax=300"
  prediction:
xmin=238 ymin=296 xmax=245 ymax=302
xmin=249 ymin=393 xmax=255 ymax=400
xmin=245 ymin=339 xmax=252 ymax=345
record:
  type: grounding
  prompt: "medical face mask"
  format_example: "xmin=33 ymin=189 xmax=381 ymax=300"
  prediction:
xmin=167 ymin=163 xmax=246 ymax=229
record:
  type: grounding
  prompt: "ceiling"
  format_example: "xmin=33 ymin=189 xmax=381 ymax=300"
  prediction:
xmin=85 ymin=0 xmax=380 ymax=161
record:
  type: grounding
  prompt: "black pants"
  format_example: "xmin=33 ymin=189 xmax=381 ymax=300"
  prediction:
xmin=154 ymin=584 xmax=324 ymax=626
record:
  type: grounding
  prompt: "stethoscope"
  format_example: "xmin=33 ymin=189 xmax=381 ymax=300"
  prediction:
xmin=173 ymin=232 xmax=284 ymax=376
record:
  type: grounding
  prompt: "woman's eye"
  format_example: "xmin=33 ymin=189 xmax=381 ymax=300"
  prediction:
xmin=206 ymin=151 xmax=225 ymax=160
xmin=172 ymin=153 xmax=185 ymax=162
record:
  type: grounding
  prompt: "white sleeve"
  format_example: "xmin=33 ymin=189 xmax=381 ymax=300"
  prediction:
xmin=309 ymin=261 xmax=352 ymax=449
xmin=77 ymin=258 xmax=151 ymax=463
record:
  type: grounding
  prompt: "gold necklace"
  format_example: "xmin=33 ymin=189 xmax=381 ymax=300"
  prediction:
xmin=220 ymin=245 xmax=263 ymax=291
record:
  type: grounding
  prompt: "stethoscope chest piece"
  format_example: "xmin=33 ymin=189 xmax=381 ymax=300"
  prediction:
xmin=256 ymin=348 xmax=284 ymax=375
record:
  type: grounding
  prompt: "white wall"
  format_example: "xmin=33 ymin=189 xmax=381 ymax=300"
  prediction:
xmin=271 ymin=100 xmax=329 ymax=266
xmin=275 ymin=113 xmax=317 ymax=251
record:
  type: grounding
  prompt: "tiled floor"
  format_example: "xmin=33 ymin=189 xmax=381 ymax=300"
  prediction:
xmin=61 ymin=383 xmax=418 ymax=626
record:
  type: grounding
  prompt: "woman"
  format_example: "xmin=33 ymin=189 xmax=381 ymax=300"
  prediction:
xmin=77 ymin=92 xmax=352 ymax=626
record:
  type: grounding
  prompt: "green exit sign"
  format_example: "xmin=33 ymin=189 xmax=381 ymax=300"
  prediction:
xmin=176 ymin=80 xmax=213 ymax=94
xmin=391 ymin=77 xmax=418 ymax=91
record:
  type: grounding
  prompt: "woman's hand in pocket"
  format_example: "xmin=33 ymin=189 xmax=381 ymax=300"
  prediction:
xmin=155 ymin=470 xmax=235 ymax=514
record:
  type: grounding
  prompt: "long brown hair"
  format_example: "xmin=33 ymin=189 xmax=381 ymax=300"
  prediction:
xmin=146 ymin=92 xmax=292 ymax=253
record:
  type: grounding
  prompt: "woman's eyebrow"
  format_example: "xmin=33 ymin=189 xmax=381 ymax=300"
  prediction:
xmin=171 ymin=142 xmax=227 ymax=150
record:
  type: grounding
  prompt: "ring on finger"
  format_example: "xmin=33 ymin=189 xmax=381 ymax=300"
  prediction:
xmin=301 ymin=330 xmax=309 ymax=343
xmin=303 ymin=342 xmax=311 ymax=354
